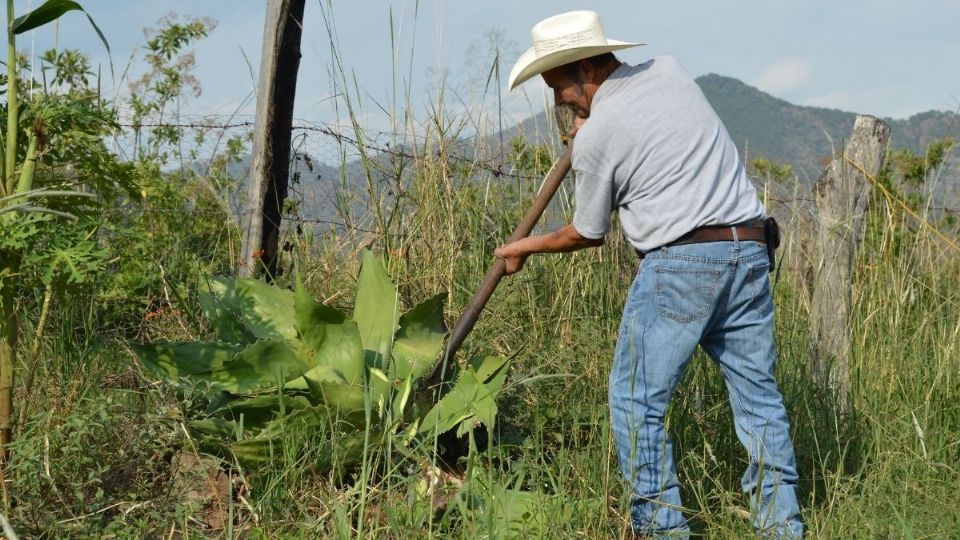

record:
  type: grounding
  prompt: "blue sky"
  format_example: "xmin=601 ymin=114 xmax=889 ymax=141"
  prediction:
xmin=13 ymin=0 xmax=960 ymax=133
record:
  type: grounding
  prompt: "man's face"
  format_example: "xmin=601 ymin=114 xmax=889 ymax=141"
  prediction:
xmin=542 ymin=66 xmax=592 ymax=119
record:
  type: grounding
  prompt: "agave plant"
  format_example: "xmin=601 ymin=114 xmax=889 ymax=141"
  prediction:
xmin=133 ymin=250 xmax=509 ymax=467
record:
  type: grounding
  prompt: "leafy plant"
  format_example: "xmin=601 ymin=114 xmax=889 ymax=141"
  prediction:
xmin=133 ymin=250 xmax=510 ymax=468
xmin=0 ymin=0 xmax=113 ymax=471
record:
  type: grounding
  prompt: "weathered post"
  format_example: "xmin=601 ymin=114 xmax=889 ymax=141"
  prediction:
xmin=239 ymin=0 xmax=306 ymax=278
xmin=810 ymin=115 xmax=890 ymax=410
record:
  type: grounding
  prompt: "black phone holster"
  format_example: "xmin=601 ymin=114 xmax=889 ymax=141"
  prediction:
xmin=764 ymin=217 xmax=781 ymax=272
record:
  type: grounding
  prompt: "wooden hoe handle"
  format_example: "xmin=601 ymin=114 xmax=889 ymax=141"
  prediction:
xmin=443 ymin=146 xmax=573 ymax=361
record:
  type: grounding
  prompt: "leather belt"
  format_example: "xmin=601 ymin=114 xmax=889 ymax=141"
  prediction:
xmin=669 ymin=224 xmax=766 ymax=246
xmin=636 ymin=224 xmax=766 ymax=259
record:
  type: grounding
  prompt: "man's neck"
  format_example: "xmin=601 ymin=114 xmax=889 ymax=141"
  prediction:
xmin=596 ymin=61 xmax=623 ymax=85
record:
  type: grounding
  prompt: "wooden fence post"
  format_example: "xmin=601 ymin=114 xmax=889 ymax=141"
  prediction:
xmin=239 ymin=0 xmax=306 ymax=279
xmin=810 ymin=115 xmax=890 ymax=409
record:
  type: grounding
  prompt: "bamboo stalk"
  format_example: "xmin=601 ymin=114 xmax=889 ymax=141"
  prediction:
xmin=0 ymin=0 xmax=17 ymax=468
xmin=0 ymin=272 xmax=14 ymax=464
xmin=15 ymin=131 xmax=37 ymax=194
xmin=29 ymin=282 xmax=53 ymax=366
xmin=17 ymin=282 xmax=53 ymax=436
xmin=5 ymin=0 xmax=17 ymax=196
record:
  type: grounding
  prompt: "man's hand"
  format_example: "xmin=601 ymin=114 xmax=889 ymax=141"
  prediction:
xmin=561 ymin=114 xmax=588 ymax=145
xmin=494 ymin=225 xmax=604 ymax=276
xmin=494 ymin=242 xmax=528 ymax=275
xmin=569 ymin=114 xmax=588 ymax=138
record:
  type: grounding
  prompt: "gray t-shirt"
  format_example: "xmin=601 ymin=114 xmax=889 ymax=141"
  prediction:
xmin=572 ymin=56 xmax=764 ymax=252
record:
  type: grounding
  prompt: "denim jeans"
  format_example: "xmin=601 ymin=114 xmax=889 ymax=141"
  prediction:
xmin=609 ymin=237 xmax=802 ymax=538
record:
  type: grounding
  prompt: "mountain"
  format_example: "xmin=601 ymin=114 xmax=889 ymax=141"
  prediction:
xmin=498 ymin=75 xmax=959 ymax=186
xmin=696 ymin=74 xmax=959 ymax=183
xmin=227 ymin=74 xmax=959 ymax=229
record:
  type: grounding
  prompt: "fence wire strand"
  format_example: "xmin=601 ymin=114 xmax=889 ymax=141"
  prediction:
xmin=114 ymin=119 xmax=960 ymax=240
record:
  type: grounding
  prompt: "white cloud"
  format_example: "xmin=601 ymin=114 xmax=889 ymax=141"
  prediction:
xmin=803 ymin=87 xmax=937 ymax=119
xmin=804 ymin=90 xmax=858 ymax=111
xmin=751 ymin=57 xmax=813 ymax=94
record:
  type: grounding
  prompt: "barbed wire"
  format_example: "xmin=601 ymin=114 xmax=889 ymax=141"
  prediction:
xmin=761 ymin=193 xmax=960 ymax=214
xmin=102 ymin=119 xmax=960 ymax=231
xmin=116 ymin=120 xmax=548 ymax=181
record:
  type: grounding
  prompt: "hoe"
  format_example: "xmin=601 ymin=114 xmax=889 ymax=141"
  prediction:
xmin=442 ymin=142 xmax=573 ymax=365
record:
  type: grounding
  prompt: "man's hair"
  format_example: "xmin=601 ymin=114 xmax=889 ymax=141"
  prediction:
xmin=563 ymin=52 xmax=618 ymax=80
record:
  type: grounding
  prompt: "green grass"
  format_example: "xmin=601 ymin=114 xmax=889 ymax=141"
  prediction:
xmin=5 ymin=17 xmax=960 ymax=535
xmin=7 ymin=129 xmax=960 ymax=538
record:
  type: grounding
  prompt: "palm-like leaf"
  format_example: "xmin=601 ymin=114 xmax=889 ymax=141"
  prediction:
xmin=392 ymin=293 xmax=447 ymax=380
xmin=12 ymin=0 xmax=110 ymax=61
xmin=419 ymin=355 xmax=510 ymax=437
xmin=294 ymin=279 xmax=364 ymax=383
xmin=133 ymin=249 xmax=511 ymax=469
xmin=354 ymin=250 xmax=399 ymax=371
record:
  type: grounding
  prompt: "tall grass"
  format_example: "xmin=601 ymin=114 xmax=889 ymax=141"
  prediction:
xmin=6 ymin=7 xmax=960 ymax=538
xmin=229 ymin=95 xmax=959 ymax=537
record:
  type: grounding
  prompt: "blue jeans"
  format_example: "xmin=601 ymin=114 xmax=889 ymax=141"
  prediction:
xmin=610 ymin=238 xmax=802 ymax=538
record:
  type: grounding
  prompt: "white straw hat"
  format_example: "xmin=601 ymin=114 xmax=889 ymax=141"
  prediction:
xmin=508 ymin=10 xmax=643 ymax=91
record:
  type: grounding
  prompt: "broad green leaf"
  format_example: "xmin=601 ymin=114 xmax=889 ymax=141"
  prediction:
xmin=188 ymin=417 xmax=238 ymax=456
xmin=303 ymin=374 xmax=367 ymax=421
xmin=137 ymin=339 xmax=306 ymax=394
xmin=214 ymin=393 xmax=311 ymax=430
xmin=203 ymin=277 xmax=297 ymax=342
xmin=420 ymin=369 xmax=480 ymax=437
xmin=391 ymin=293 xmax=447 ymax=381
xmin=233 ymin=278 xmax=298 ymax=341
xmin=419 ymin=356 xmax=510 ymax=438
xmin=229 ymin=406 xmax=368 ymax=469
xmin=230 ymin=436 xmax=275 ymax=464
xmin=469 ymin=354 xmax=510 ymax=384
xmin=189 ymin=417 xmax=236 ymax=440
xmin=297 ymin=365 xmax=346 ymax=384
xmin=199 ymin=277 xmax=253 ymax=343
xmin=285 ymin=364 xmax=343 ymax=391
xmin=294 ymin=279 xmax=364 ymax=383
xmin=133 ymin=341 xmax=242 ymax=382
xmin=459 ymin=359 xmax=509 ymax=437
xmin=368 ymin=367 xmax=392 ymax=412
xmin=209 ymin=339 xmax=308 ymax=393
xmin=230 ymin=405 xmax=328 ymax=463
xmin=353 ymin=250 xmax=399 ymax=370
xmin=386 ymin=376 xmax=413 ymax=434
xmin=469 ymin=484 xmax=577 ymax=536
xmin=288 ymin=366 xmax=368 ymax=428
xmin=12 ymin=1 xmax=111 ymax=62
xmin=14 ymin=0 xmax=81 ymax=32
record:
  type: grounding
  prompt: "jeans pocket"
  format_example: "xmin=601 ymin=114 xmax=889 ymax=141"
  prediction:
xmin=745 ymin=259 xmax=773 ymax=315
xmin=655 ymin=266 xmax=722 ymax=323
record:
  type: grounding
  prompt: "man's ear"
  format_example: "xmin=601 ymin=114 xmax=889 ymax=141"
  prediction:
xmin=578 ymin=60 xmax=596 ymax=84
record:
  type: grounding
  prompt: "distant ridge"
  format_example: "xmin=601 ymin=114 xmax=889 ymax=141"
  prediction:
xmin=501 ymin=74 xmax=959 ymax=184
xmin=696 ymin=74 xmax=959 ymax=182
xmin=234 ymin=74 xmax=959 ymax=227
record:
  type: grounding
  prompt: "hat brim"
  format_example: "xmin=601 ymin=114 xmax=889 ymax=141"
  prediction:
xmin=508 ymin=40 xmax=643 ymax=91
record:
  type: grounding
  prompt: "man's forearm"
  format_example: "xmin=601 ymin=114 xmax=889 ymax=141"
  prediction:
xmin=511 ymin=224 xmax=604 ymax=256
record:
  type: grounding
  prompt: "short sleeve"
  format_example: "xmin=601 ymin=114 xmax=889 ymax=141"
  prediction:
xmin=572 ymin=169 xmax=613 ymax=239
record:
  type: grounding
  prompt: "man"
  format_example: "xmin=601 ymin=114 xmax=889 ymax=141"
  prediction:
xmin=496 ymin=10 xmax=803 ymax=538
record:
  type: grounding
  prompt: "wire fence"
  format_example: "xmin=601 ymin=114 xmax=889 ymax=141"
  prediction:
xmin=116 ymin=119 xmax=546 ymax=181
xmin=112 ymin=118 xmax=960 ymax=242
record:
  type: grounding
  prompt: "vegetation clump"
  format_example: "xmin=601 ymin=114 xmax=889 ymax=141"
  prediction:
xmin=134 ymin=250 xmax=510 ymax=469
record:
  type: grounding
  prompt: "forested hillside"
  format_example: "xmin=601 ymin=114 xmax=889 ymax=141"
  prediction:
xmin=504 ymin=73 xmax=959 ymax=185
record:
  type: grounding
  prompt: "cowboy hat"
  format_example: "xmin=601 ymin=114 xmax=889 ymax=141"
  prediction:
xmin=508 ymin=10 xmax=643 ymax=91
